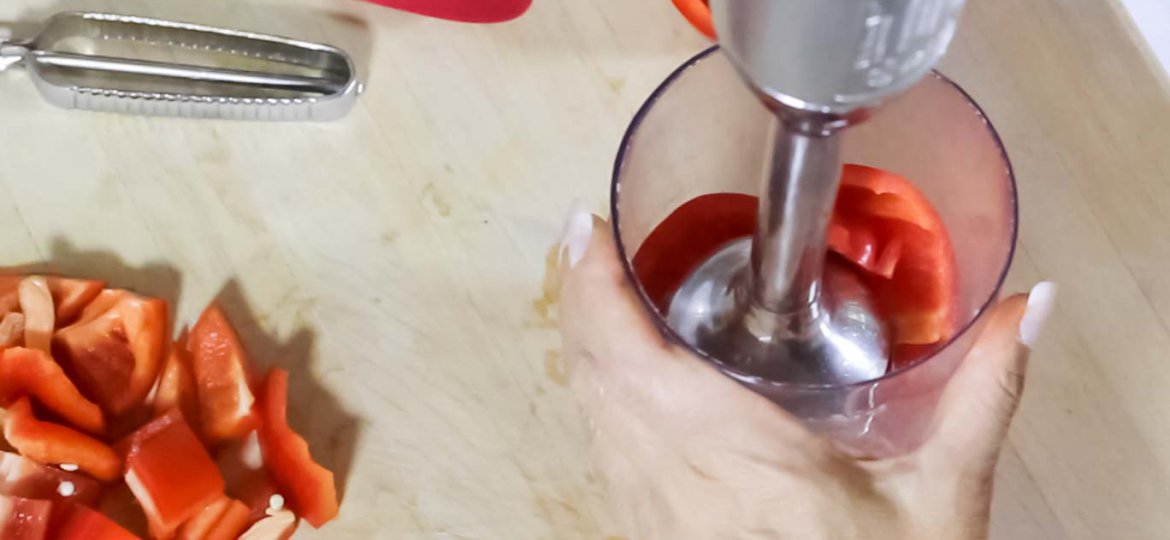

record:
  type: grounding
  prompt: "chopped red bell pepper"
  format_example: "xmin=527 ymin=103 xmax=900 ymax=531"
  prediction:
xmin=188 ymin=305 xmax=257 ymax=445
xmin=256 ymin=369 xmax=338 ymax=528
xmin=44 ymin=277 xmax=106 ymax=326
xmin=201 ymin=498 xmax=250 ymax=540
xmin=0 ymin=275 xmax=103 ymax=331
xmin=94 ymin=483 xmax=147 ymax=539
xmin=827 ymin=213 xmax=900 ymax=279
xmin=671 ymin=0 xmax=716 ymax=38
xmin=234 ymin=473 xmax=280 ymax=526
xmin=67 ymin=289 xmax=121 ymax=326
xmin=0 ymin=313 xmax=23 ymax=349
xmin=215 ymin=432 xmax=279 ymax=524
xmin=0 ymin=451 xmax=102 ymax=507
xmin=124 ymin=411 xmax=224 ymax=539
xmin=55 ymin=504 xmax=140 ymax=540
xmin=18 ymin=277 xmax=54 ymax=354
xmin=0 ymin=276 xmax=23 ymax=316
xmin=175 ymin=495 xmax=252 ymax=540
xmin=175 ymin=496 xmax=231 ymax=540
xmin=829 ymin=165 xmax=958 ymax=349
xmin=631 ymin=193 xmax=758 ymax=312
xmin=0 ymin=494 xmax=51 ymax=540
xmin=152 ymin=337 xmax=200 ymax=427
xmin=0 ymin=348 xmax=105 ymax=435
xmin=2 ymin=398 xmax=119 ymax=482
xmin=54 ymin=290 xmax=168 ymax=416
xmin=237 ymin=509 xmax=297 ymax=540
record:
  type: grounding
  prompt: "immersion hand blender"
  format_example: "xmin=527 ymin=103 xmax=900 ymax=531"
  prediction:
xmin=668 ymin=0 xmax=967 ymax=385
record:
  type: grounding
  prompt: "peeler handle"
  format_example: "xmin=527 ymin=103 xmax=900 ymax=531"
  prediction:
xmin=9 ymin=12 xmax=363 ymax=121
xmin=27 ymin=51 xmax=347 ymax=94
xmin=0 ymin=29 xmax=24 ymax=72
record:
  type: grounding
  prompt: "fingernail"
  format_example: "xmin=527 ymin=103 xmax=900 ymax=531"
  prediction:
xmin=1020 ymin=281 xmax=1057 ymax=348
xmin=559 ymin=199 xmax=593 ymax=269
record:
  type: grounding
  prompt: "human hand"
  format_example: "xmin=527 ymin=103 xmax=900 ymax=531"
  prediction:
xmin=556 ymin=205 xmax=1056 ymax=540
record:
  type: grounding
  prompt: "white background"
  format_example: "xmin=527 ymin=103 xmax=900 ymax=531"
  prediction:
xmin=1119 ymin=0 xmax=1170 ymax=77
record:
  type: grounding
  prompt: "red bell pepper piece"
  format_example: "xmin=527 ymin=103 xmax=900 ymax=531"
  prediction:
xmin=215 ymin=432 xmax=279 ymax=524
xmin=175 ymin=496 xmax=230 ymax=540
xmin=54 ymin=290 xmax=168 ymax=416
xmin=234 ymin=474 xmax=280 ymax=526
xmin=0 ymin=275 xmax=103 ymax=329
xmin=124 ymin=411 xmax=224 ymax=539
xmin=0 ymin=494 xmax=51 ymax=540
xmin=0 ymin=276 xmax=23 ymax=315
xmin=828 ymin=165 xmax=958 ymax=348
xmin=18 ymin=277 xmax=53 ymax=354
xmin=2 ymin=398 xmax=119 ymax=482
xmin=188 ymin=305 xmax=257 ymax=445
xmin=152 ymin=336 xmax=200 ymax=427
xmin=256 ymin=369 xmax=338 ymax=528
xmin=631 ymin=193 xmax=757 ymax=313
xmin=0 ymin=313 xmax=23 ymax=349
xmin=201 ymin=498 xmax=251 ymax=540
xmin=671 ymin=0 xmax=716 ymax=39
xmin=0 ymin=451 xmax=102 ymax=507
xmin=175 ymin=495 xmax=250 ymax=540
xmin=55 ymin=504 xmax=140 ymax=540
xmin=0 ymin=348 xmax=105 ymax=435
xmin=237 ymin=509 xmax=297 ymax=540
xmin=45 ymin=278 xmax=106 ymax=326
xmin=94 ymin=483 xmax=148 ymax=539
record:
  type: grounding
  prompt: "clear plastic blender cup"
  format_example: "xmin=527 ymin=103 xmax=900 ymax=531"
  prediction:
xmin=611 ymin=47 xmax=1017 ymax=457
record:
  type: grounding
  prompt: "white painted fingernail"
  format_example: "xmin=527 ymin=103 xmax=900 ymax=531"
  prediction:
xmin=1020 ymin=282 xmax=1057 ymax=348
xmin=559 ymin=199 xmax=593 ymax=269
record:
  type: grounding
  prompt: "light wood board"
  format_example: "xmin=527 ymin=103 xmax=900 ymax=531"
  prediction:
xmin=0 ymin=0 xmax=1168 ymax=538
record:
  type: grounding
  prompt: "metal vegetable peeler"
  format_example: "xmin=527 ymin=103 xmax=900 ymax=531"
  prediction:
xmin=0 ymin=12 xmax=362 ymax=121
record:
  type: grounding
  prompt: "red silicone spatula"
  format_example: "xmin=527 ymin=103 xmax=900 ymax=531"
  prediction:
xmin=363 ymin=0 xmax=532 ymax=23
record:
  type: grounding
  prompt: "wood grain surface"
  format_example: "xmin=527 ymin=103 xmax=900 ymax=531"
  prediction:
xmin=0 ymin=0 xmax=1167 ymax=538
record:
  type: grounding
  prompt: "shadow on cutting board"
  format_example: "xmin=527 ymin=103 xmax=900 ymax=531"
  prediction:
xmin=41 ymin=237 xmax=184 ymax=319
xmin=214 ymin=279 xmax=362 ymax=502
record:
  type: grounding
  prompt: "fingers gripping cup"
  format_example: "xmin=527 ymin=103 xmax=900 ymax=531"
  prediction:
xmin=611 ymin=48 xmax=1016 ymax=456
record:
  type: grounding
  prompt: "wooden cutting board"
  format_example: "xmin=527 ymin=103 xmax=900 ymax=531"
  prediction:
xmin=1 ymin=0 xmax=1168 ymax=538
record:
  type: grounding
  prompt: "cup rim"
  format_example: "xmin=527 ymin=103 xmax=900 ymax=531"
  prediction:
xmin=609 ymin=45 xmax=1020 ymax=391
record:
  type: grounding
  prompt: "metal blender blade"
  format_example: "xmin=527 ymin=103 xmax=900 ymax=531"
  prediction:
xmin=668 ymin=0 xmax=966 ymax=385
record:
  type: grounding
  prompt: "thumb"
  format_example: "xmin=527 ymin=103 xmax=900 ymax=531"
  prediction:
xmin=918 ymin=282 xmax=1057 ymax=471
xmin=556 ymin=201 xmax=676 ymax=377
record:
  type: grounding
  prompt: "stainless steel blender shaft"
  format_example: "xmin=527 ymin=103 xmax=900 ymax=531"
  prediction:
xmin=751 ymin=125 xmax=840 ymax=316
